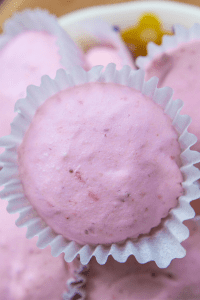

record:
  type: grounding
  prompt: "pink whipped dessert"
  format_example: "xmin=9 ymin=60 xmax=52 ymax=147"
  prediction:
xmin=85 ymin=45 xmax=136 ymax=70
xmin=0 ymin=31 xmax=63 ymax=101
xmin=143 ymin=40 xmax=200 ymax=153
xmin=0 ymin=25 xmax=88 ymax=149
xmin=66 ymin=217 xmax=200 ymax=300
xmin=0 ymin=200 xmax=70 ymax=300
xmin=0 ymin=9 xmax=89 ymax=156
xmin=80 ymin=18 xmax=135 ymax=70
xmin=17 ymin=82 xmax=183 ymax=245
xmin=0 ymin=31 xmax=64 ymax=158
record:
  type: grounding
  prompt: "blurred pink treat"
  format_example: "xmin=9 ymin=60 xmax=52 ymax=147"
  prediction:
xmin=0 ymin=9 xmax=88 ymax=156
xmin=80 ymin=18 xmax=136 ymax=69
xmin=144 ymin=40 xmax=200 ymax=154
xmin=0 ymin=200 xmax=70 ymax=300
xmin=0 ymin=30 xmax=63 ymax=157
xmin=0 ymin=31 xmax=63 ymax=101
xmin=66 ymin=217 xmax=200 ymax=300
xmin=86 ymin=46 xmax=132 ymax=70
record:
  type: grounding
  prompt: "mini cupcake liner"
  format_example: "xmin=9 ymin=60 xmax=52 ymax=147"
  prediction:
xmin=73 ymin=18 xmax=135 ymax=69
xmin=136 ymin=23 xmax=200 ymax=69
xmin=0 ymin=64 xmax=200 ymax=268
xmin=0 ymin=9 xmax=87 ymax=71
xmin=63 ymin=259 xmax=88 ymax=300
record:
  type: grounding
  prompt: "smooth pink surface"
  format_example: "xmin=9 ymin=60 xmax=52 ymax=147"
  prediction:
xmin=0 ymin=31 xmax=63 ymax=157
xmin=85 ymin=46 xmax=136 ymax=70
xmin=78 ymin=18 xmax=136 ymax=70
xmin=0 ymin=31 xmax=63 ymax=101
xmin=83 ymin=218 xmax=200 ymax=300
xmin=18 ymin=82 xmax=183 ymax=245
xmin=0 ymin=200 xmax=70 ymax=300
xmin=145 ymin=40 xmax=200 ymax=153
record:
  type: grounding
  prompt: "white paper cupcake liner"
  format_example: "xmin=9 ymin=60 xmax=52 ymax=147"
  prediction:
xmin=0 ymin=9 xmax=87 ymax=71
xmin=136 ymin=23 xmax=200 ymax=69
xmin=0 ymin=64 xmax=200 ymax=268
xmin=71 ymin=18 xmax=135 ymax=69
xmin=63 ymin=259 xmax=88 ymax=300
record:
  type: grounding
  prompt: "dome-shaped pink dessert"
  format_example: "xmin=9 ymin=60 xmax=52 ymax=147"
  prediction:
xmin=17 ymin=81 xmax=183 ymax=245
xmin=77 ymin=18 xmax=135 ymax=70
xmin=0 ymin=31 xmax=63 ymax=101
xmin=138 ymin=38 xmax=200 ymax=153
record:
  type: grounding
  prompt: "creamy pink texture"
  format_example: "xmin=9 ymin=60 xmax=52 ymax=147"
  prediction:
xmin=78 ymin=18 xmax=135 ymax=71
xmin=70 ymin=218 xmax=200 ymax=300
xmin=145 ymin=40 xmax=200 ymax=152
xmin=18 ymin=82 xmax=183 ymax=245
xmin=0 ymin=31 xmax=63 ymax=102
xmin=85 ymin=46 xmax=136 ymax=70
xmin=0 ymin=30 xmax=63 ymax=156
xmin=0 ymin=200 xmax=70 ymax=300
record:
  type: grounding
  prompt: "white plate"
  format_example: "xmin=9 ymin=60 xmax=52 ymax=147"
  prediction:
xmin=59 ymin=1 xmax=200 ymax=46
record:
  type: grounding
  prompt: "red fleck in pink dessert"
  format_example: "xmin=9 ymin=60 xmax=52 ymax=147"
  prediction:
xmin=0 ymin=200 xmax=70 ymax=300
xmin=69 ymin=217 xmax=200 ymax=300
xmin=144 ymin=40 xmax=200 ymax=153
xmin=17 ymin=81 xmax=183 ymax=245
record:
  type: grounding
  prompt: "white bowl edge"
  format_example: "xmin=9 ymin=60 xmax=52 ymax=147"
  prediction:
xmin=58 ymin=0 xmax=200 ymax=44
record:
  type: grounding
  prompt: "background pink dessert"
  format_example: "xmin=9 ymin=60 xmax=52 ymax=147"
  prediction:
xmin=143 ymin=40 xmax=200 ymax=153
xmin=141 ymin=38 xmax=200 ymax=215
xmin=0 ymin=31 xmax=63 ymax=102
xmin=85 ymin=45 xmax=136 ymax=70
xmin=80 ymin=18 xmax=136 ymax=70
xmin=66 ymin=217 xmax=200 ymax=300
xmin=0 ymin=200 xmax=70 ymax=300
xmin=0 ymin=30 xmax=64 ymax=158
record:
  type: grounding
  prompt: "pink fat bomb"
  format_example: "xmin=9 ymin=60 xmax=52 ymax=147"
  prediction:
xmin=0 ymin=31 xmax=63 ymax=102
xmin=144 ymin=40 xmax=200 ymax=153
xmin=18 ymin=82 xmax=183 ymax=245
xmin=85 ymin=45 xmax=136 ymax=70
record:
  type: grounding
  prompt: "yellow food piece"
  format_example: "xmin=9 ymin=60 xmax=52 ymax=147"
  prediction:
xmin=121 ymin=13 xmax=173 ymax=58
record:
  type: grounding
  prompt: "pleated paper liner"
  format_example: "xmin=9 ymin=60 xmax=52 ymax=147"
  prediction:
xmin=1 ymin=9 xmax=87 ymax=71
xmin=63 ymin=258 xmax=88 ymax=300
xmin=0 ymin=64 xmax=200 ymax=268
